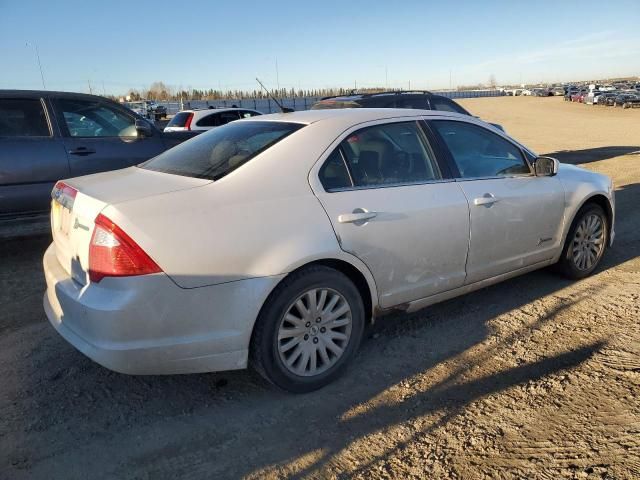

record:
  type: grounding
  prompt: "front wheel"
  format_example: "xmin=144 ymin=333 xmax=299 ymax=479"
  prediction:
xmin=556 ymin=204 xmax=608 ymax=279
xmin=250 ymin=266 xmax=365 ymax=393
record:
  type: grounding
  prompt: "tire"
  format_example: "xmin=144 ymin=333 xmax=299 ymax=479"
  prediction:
xmin=555 ymin=203 xmax=608 ymax=279
xmin=250 ymin=266 xmax=365 ymax=393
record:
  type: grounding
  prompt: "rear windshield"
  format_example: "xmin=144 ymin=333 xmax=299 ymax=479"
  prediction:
xmin=142 ymin=121 xmax=304 ymax=180
xmin=166 ymin=112 xmax=192 ymax=127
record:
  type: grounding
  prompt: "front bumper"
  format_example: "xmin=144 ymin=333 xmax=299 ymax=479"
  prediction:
xmin=43 ymin=242 xmax=284 ymax=375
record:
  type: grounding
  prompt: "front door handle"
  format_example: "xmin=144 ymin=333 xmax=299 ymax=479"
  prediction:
xmin=68 ymin=147 xmax=96 ymax=156
xmin=338 ymin=208 xmax=377 ymax=225
xmin=473 ymin=193 xmax=500 ymax=207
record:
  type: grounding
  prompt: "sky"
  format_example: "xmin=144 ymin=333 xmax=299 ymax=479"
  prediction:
xmin=1 ymin=0 xmax=639 ymax=95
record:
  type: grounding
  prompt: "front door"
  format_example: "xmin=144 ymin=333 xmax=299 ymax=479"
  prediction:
xmin=313 ymin=120 xmax=470 ymax=308
xmin=429 ymin=119 xmax=565 ymax=284
xmin=52 ymin=98 xmax=165 ymax=177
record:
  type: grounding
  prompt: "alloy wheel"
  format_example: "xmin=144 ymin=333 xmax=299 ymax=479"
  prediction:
xmin=277 ymin=288 xmax=352 ymax=377
xmin=571 ymin=213 xmax=605 ymax=271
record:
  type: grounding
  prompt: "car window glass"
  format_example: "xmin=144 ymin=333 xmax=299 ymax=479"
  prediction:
xmin=430 ymin=97 xmax=468 ymax=115
xmin=196 ymin=113 xmax=220 ymax=127
xmin=142 ymin=121 xmax=304 ymax=180
xmin=394 ymin=96 xmax=430 ymax=109
xmin=239 ymin=110 xmax=261 ymax=118
xmin=219 ymin=111 xmax=241 ymax=125
xmin=58 ymin=99 xmax=136 ymax=137
xmin=0 ymin=99 xmax=50 ymax=137
xmin=320 ymin=121 xmax=440 ymax=190
xmin=319 ymin=149 xmax=352 ymax=190
xmin=431 ymin=120 xmax=530 ymax=178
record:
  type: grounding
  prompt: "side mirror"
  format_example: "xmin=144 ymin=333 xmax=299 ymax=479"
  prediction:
xmin=135 ymin=119 xmax=154 ymax=137
xmin=534 ymin=156 xmax=559 ymax=176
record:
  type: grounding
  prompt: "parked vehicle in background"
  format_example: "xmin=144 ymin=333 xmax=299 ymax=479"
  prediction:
xmin=43 ymin=108 xmax=614 ymax=393
xmin=614 ymin=92 xmax=640 ymax=108
xmin=311 ymin=90 xmax=505 ymax=131
xmin=163 ymin=107 xmax=262 ymax=132
xmin=521 ymin=89 xmax=533 ymax=96
xmin=551 ymin=87 xmax=565 ymax=96
xmin=0 ymin=90 xmax=199 ymax=220
xmin=124 ymin=101 xmax=167 ymax=121
xmin=532 ymin=89 xmax=549 ymax=97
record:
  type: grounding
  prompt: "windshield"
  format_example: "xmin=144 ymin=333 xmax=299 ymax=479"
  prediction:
xmin=142 ymin=121 xmax=304 ymax=180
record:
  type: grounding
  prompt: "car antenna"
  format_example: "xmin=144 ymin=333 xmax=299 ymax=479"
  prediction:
xmin=256 ymin=77 xmax=294 ymax=113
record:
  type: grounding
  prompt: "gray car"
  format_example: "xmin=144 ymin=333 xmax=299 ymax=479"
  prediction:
xmin=0 ymin=90 xmax=197 ymax=222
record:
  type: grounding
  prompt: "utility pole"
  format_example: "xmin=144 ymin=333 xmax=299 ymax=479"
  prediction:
xmin=102 ymin=81 xmax=106 ymax=96
xmin=87 ymin=79 xmax=93 ymax=94
xmin=449 ymin=69 xmax=452 ymax=90
xmin=385 ymin=66 xmax=388 ymax=90
xmin=275 ymin=58 xmax=280 ymax=94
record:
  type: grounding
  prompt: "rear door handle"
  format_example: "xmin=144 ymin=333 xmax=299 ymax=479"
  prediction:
xmin=338 ymin=208 xmax=377 ymax=225
xmin=68 ymin=148 xmax=96 ymax=156
xmin=473 ymin=193 xmax=500 ymax=207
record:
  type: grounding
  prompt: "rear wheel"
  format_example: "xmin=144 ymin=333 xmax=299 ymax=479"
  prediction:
xmin=556 ymin=204 xmax=608 ymax=279
xmin=250 ymin=266 xmax=364 ymax=393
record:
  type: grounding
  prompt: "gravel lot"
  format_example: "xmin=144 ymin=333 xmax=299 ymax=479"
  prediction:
xmin=1 ymin=96 xmax=638 ymax=479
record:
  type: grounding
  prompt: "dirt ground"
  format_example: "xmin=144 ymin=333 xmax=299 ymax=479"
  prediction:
xmin=1 ymin=97 xmax=638 ymax=479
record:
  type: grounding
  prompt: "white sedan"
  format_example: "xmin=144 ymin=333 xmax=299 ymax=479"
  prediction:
xmin=43 ymin=109 xmax=615 ymax=392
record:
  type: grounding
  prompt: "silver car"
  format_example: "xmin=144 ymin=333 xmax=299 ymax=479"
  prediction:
xmin=43 ymin=109 xmax=615 ymax=393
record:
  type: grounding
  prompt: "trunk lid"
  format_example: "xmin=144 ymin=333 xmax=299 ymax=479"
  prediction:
xmin=51 ymin=167 xmax=210 ymax=285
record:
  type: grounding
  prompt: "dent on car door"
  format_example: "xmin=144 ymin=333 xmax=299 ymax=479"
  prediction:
xmin=429 ymin=119 xmax=565 ymax=284
xmin=0 ymin=97 xmax=70 ymax=216
xmin=312 ymin=120 xmax=470 ymax=309
xmin=53 ymin=98 xmax=165 ymax=177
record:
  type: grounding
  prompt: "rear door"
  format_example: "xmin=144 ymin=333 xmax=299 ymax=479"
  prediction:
xmin=0 ymin=97 xmax=70 ymax=216
xmin=428 ymin=119 xmax=565 ymax=284
xmin=52 ymin=97 xmax=165 ymax=177
xmin=312 ymin=119 xmax=470 ymax=308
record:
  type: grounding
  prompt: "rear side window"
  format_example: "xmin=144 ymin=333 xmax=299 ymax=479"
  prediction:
xmin=166 ymin=112 xmax=192 ymax=128
xmin=0 ymin=99 xmax=50 ymax=137
xmin=142 ymin=121 xmax=304 ymax=180
xmin=319 ymin=121 xmax=440 ymax=191
xmin=430 ymin=96 xmax=469 ymax=115
xmin=196 ymin=113 xmax=219 ymax=127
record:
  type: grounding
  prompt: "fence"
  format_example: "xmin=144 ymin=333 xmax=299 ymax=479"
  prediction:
xmin=157 ymin=89 xmax=504 ymax=115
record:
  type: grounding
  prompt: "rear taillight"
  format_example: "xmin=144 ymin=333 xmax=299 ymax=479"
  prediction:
xmin=88 ymin=214 xmax=161 ymax=283
xmin=52 ymin=181 xmax=78 ymax=209
xmin=184 ymin=112 xmax=194 ymax=131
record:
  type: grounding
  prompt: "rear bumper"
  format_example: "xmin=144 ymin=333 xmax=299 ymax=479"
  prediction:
xmin=43 ymin=242 xmax=284 ymax=375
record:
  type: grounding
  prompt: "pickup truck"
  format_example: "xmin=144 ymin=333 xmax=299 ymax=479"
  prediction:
xmin=0 ymin=90 xmax=198 ymax=231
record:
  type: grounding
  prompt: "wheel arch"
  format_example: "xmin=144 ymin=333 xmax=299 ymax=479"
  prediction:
xmin=562 ymin=193 xmax=614 ymax=250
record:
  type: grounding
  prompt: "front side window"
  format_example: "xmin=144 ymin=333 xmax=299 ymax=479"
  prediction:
xmin=431 ymin=120 xmax=530 ymax=178
xmin=142 ymin=121 xmax=304 ymax=180
xmin=319 ymin=121 xmax=440 ymax=191
xmin=0 ymin=98 xmax=50 ymax=137
xmin=58 ymin=99 xmax=136 ymax=137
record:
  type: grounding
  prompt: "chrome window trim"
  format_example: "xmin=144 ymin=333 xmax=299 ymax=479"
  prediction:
xmin=454 ymin=173 xmax=535 ymax=182
xmin=324 ymin=177 xmax=454 ymax=193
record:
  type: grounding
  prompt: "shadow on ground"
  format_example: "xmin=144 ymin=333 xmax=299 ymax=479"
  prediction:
xmin=544 ymin=146 xmax=639 ymax=165
xmin=2 ymin=164 xmax=639 ymax=479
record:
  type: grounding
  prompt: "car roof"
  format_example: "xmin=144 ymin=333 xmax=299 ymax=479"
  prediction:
xmin=242 ymin=108 xmax=469 ymax=125
xmin=0 ymin=89 xmax=112 ymax=102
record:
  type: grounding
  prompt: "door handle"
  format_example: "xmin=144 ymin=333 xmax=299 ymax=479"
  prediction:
xmin=68 ymin=148 xmax=96 ymax=156
xmin=338 ymin=208 xmax=377 ymax=225
xmin=473 ymin=193 xmax=500 ymax=207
